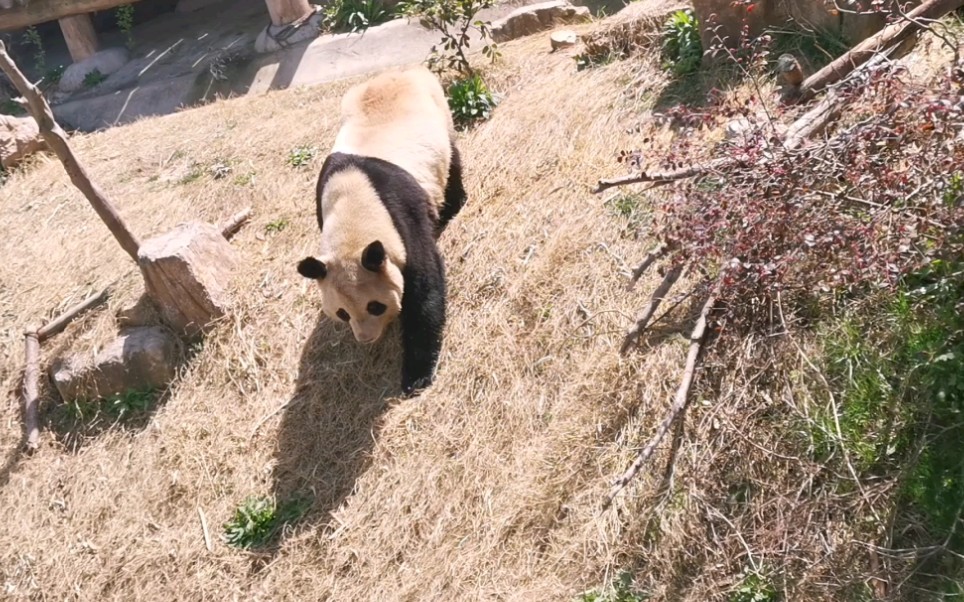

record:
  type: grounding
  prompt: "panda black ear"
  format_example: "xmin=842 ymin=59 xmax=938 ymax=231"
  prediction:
xmin=298 ymin=257 xmax=327 ymax=280
xmin=361 ymin=241 xmax=386 ymax=272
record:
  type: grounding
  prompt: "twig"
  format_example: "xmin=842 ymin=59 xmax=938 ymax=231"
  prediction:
xmin=627 ymin=244 xmax=667 ymax=290
xmin=22 ymin=330 xmax=40 ymax=452
xmin=220 ymin=207 xmax=253 ymax=240
xmin=0 ymin=40 xmax=141 ymax=262
xmin=197 ymin=506 xmax=213 ymax=552
xmin=593 ymin=158 xmax=734 ymax=193
xmin=37 ymin=285 xmax=112 ymax=342
xmin=603 ymin=288 xmax=718 ymax=509
xmin=620 ymin=265 xmax=683 ymax=354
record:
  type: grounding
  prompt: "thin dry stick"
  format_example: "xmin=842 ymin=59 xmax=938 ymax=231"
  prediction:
xmin=603 ymin=289 xmax=717 ymax=509
xmin=594 ymin=157 xmax=735 ymax=193
xmin=37 ymin=286 xmax=112 ymax=342
xmin=220 ymin=207 xmax=253 ymax=240
xmin=197 ymin=506 xmax=213 ymax=552
xmin=620 ymin=265 xmax=683 ymax=354
xmin=627 ymin=243 xmax=667 ymax=290
xmin=22 ymin=330 xmax=40 ymax=451
xmin=0 ymin=40 xmax=141 ymax=262
xmin=796 ymin=0 xmax=964 ymax=101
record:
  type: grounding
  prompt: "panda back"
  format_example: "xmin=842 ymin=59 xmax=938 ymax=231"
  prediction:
xmin=331 ymin=67 xmax=453 ymax=216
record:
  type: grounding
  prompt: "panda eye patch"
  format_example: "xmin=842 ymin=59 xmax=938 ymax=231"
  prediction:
xmin=336 ymin=309 xmax=350 ymax=322
xmin=367 ymin=301 xmax=387 ymax=316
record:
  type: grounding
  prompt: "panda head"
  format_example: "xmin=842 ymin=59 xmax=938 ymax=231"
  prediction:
xmin=298 ymin=240 xmax=403 ymax=344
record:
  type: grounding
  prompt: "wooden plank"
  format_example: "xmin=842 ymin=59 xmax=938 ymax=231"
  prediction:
xmin=58 ymin=13 xmax=98 ymax=62
xmin=0 ymin=0 xmax=144 ymax=32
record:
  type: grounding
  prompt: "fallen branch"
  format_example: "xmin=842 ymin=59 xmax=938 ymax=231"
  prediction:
xmin=593 ymin=158 xmax=734 ymax=193
xmin=22 ymin=331 xmax=40 ymax=451
xmin=37 ymin=286 xmax=112 ymax=342
xmin=783 ymin=90 xmax=842 ymax=150
xmin=603 ymin=288 xmax=718 ymax=509
xmin=20 ymin=284 xmax=114 ymax=452
xmin=620 ymin=265 xmax=683 ymax=354
xmin=0 ymin=40 xmax=141 ymax=262
xmin=220 ymin=207 xmax=253 ymax=240
xmin=796 ymin=0 xmax=964 ymax=102
xmin=627 ymin=244 xmax=667 ymax=290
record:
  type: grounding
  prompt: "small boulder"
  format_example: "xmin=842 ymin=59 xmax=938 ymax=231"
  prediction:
xmin=59 ymin=47 xmax=131 ymax=94
xmin=0 ymin=114 xmax=46 ymax=169
xmin=550 ymin=29 xmax=579 ymax=51
xmin=50 ymin=326 xmax=180 ymax=401
xmin=490 ymin=0 xmax=591 ymax=44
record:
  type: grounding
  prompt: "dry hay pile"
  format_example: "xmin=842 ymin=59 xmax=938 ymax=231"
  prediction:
xmin=0 ymin=14 xmax=957 ymax=602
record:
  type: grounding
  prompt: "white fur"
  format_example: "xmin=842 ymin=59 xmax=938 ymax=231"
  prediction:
xmin=330 ymin=66 xmax=454 ymax=218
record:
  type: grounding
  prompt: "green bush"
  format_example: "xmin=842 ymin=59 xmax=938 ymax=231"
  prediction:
xmin=447 ymin=73 xmax=496 ymax=129
xmin=324 ymin=0 xmax=391 ymax=33
xmin=399 ymin=0 xmax=498 ymax=77
xmin=661 ymin=9 xmax=702 ymax=76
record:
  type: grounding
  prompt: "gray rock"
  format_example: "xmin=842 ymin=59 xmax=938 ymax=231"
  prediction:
xmin=59 ymin=47 xmax=131 ymax=94
xmin=550 ymin=29 xmax=579 ymax=51
xmin=0 ymin=114 xmax=46 ymax=169
xmin=50 ymin=326 xmax=180 ymax=401
xmin=490 ymin=0 xmax=591 ymax=44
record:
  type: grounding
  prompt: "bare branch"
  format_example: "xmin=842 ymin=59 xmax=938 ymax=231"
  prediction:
xmin=627 ymin=244 xmax=667 ymax=290
xmin=22 ymin=330 xmax=40 ymax=452
xmin=220 ymin=207 xmax=253 ymax=240
xmin=603 ymin=287 xmax=718 ymax=509
xmin=0 ymin=40 xmax=141 ymax=262
xmin=620 ymin=265 xmax=683 ymax=354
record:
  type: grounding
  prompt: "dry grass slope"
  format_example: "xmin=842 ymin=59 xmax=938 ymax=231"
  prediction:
xmin=0 ymin=26 xmax=692 ymax=601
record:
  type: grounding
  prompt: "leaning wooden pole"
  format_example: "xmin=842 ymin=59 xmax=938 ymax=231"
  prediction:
xmin=796 ymin=0 xmax=964 ymax=101
xmin=0 ymin=40 xmax=141 ymax=262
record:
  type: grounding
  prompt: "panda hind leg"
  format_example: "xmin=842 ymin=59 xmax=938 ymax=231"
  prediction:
xmin=436 ymin=141 xmax=467 ymax=236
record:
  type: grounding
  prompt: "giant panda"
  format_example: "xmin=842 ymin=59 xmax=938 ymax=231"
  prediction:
xmin=296 ymin=66 xmax=467 ymax=396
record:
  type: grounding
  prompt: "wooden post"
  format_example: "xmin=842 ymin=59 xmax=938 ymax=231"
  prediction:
xmin=0 ymin=40 xmax=141 ymax=263
xmin=59 ymin=13 xmax=99 ymax=62
xmin=263 ymin=0 xmax=313 ymax=27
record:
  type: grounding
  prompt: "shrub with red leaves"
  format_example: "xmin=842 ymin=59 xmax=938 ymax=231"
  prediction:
xmin=635 ymin=62 xmax=963 ymax=334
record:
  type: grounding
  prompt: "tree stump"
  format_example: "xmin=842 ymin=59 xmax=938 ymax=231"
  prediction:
xmin=137 ymin=221 xmax=239 ymax=338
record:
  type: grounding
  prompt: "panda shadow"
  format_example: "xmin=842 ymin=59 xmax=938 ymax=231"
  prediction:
xmin=260 ymin=312 xmax=401 ymax=560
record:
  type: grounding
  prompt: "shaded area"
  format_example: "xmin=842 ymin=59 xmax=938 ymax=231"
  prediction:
xmin=259 ymin=312 xmax=402 ymax=557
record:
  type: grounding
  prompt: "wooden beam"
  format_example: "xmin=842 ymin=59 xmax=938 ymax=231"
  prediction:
xmin=263 ymin=0 xmax=312 ymax=27
xmin=58 ymin=13 xmax=98 ymax=62
xmin=0 ymin=0 xmax=143 ymax=32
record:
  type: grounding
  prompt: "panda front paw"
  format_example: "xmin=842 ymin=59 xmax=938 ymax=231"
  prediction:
xmin=401 ymin=373 xmax=433 ymax=398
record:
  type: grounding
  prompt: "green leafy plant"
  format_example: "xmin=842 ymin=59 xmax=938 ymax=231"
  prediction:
xmin=44 ymin=64 xmax=66 ymax=87
xmin=399 ymin=0 xmax=498 ymax=77
xmin=83 ymin=69 xmax=108 ymax=88
xmin=578 ymin=571 xmax=649 ymax=602
xmin=222 ymin=496 xmax=308 ymax=549
xmin=574 ymin=49 xmax=621 ymax=71
xmin=0 ymin=98 xmax=25 ymax=116
xmin=66 ymin=389 xmax=157 ymax=422
xmin=22 ymin=26 xmax=46 ymax=75
xmin=265 ymin=218 xmax=289 ymax=233
xmin=115 ymin=4 xmax=136 ymax=49
xmin=661 ymin=8 xmax=702 ymax=75
xmin=447 ymin=73 xmax=496 ymax=129
xmin=729 ymin=570 xmax=780 ymax=602
xmin=288 ymin=144 xmax=317 ymax=168
xmin=324 ymin=0 xmax=391 ymax=32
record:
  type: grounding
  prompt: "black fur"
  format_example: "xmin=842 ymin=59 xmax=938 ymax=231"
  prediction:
xmin=437 ymin=141 xmax=467 ymax=236
xmin=315 ymin=152 xmax=448 ymax=396
xmin=298 ymin=257 xmax=327 ymax=279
